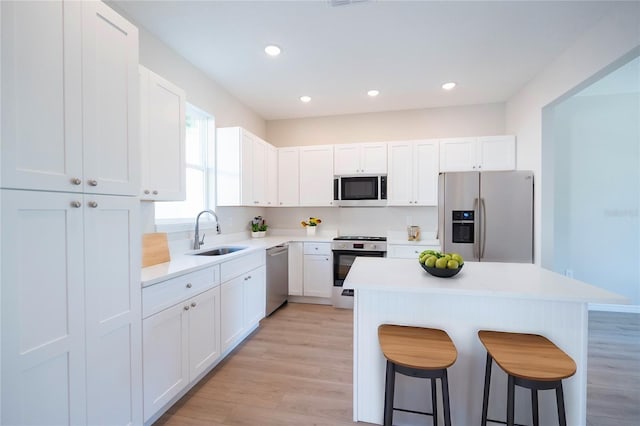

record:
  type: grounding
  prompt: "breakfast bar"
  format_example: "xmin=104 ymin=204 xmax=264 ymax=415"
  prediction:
xmin=343 ymin=258 xmax=627 ymax=426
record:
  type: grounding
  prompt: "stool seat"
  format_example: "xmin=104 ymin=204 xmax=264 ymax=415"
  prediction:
xmin=478 ymin=330 xmax=576 ymax=381
xmin=379 ymin=325 xmax=457 ymax=370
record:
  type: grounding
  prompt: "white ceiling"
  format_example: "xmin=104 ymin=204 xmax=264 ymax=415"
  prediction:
xmin=112 ymin=0 xmax=621 ymax=120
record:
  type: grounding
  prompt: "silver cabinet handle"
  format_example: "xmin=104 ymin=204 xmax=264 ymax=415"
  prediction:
xmin=71 ymin=177 xmax=82 ymax=185
xmin=144 ymin=190 xmax=150 ymax=195
xmin=153 ymin=190 xmax=158 ymax=195
xmin=70 ymin=201 xmax=81 ymax=208
xmin=186 ymin=283 xmax=192 ymax=288
xmin=191 ymin=302 xmax=197 ymax=308
xmin=184 ymin=305 xmax=190 ymax=311
xmin=88 ymin=201 xmax=98 ymax=208
xmin=87 ymin=179 xmax=98 ymax=186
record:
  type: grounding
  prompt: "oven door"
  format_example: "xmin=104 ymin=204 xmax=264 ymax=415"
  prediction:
xmin=333 ymin=250 xmax=385 ymax=288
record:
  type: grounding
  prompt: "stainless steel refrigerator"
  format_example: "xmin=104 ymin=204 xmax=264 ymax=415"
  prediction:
xmin=438 ymin=171 xmax=534 ymax=263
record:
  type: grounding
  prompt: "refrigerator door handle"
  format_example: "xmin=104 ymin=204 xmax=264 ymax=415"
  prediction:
xmin=480 ymin=198 xmax=487 ymax=259
xmin=473 ymin=197 xmax=480 ymax=259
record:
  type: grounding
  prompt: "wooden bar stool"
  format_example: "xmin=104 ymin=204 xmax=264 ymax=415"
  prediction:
xmin=478 ymin=330 xmax=577 ymax=426
xmin=378 ymin=324 xmax=457 ymax=426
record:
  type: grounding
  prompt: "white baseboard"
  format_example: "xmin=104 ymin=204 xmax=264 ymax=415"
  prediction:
xmin=588 ymin=303 xmax=640 ymax=314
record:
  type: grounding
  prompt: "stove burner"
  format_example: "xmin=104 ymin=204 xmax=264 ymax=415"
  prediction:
xmin=333 ymin=236 xmax=387 ymax=242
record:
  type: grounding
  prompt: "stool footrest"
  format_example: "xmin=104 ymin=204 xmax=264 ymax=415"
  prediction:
xmin=393 ymin=407 xmax=435 ymax=417
xmin=485 ymin=419 xmax=528 ymax=426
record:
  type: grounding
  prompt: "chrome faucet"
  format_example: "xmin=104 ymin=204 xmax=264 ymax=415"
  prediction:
xmin=193 ymin=209 xmax=221 ymax=250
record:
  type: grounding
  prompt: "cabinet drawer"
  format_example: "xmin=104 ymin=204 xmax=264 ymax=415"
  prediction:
xmin=220 ymin=250 xmax=265 ymax=283
xmin=304 ymin=242 xmax=331 ymax=255
xmin=143 ymin=266 xmax=219 ymax=318
xmin=388 ymin=245 xmax=440 ymax=259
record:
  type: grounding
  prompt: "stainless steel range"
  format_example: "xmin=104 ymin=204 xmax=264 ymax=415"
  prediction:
xmin=332 ymin=236 xmax=387 ymax=309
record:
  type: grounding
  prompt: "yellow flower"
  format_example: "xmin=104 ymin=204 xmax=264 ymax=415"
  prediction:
xmin=301 ymin=217 xmax=322 ymax=227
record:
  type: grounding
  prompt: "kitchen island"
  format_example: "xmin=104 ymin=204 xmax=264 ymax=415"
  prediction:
xmin=343 ymin=258 xmax=627 ymax=426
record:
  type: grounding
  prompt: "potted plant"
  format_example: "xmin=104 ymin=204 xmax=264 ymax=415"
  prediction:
xmin=251 ymin=216 xmax=268 ymax=238
xmin=301 ymin=217 xmax=321 ymax=236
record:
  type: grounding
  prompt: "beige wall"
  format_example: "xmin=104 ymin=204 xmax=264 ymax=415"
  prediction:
xmin=505 ymin=1 xmax=640 ymax=266
xmin=266 ymin=103 xmax=505 ymax=147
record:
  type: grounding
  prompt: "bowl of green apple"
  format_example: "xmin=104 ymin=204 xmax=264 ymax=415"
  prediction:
xmin=418 ymin=250 xmax=464 ymax=278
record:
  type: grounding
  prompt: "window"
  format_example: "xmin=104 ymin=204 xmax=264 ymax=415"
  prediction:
xmin=155 ymin=104 xmax=215 ymax=227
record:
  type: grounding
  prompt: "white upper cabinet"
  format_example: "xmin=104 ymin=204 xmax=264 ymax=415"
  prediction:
xmin=387 ymin=140 xmax=439 ymax=206
xmin=139 ymin=65 xmax=186 ymax=201
xmin=1 ymin=1 xmax=139 ymax=195
xmin=299 ymin=145 xmax=335 ymax=206
xmin=334 ymin=142 xmax=387 ymax=175
xmin=266 ymin=145 xmax=278 ymax=206
xmin=277 ymin=147 xmax=300 ymax=206
xmin=440 ymin=136 xmax=516 ymax=172
xmin=216 ymin=127 xmax=275 ymax=207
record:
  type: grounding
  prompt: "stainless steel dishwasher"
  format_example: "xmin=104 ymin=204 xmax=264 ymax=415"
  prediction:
xmin=266 ymin=244 xmax=288 ymax=316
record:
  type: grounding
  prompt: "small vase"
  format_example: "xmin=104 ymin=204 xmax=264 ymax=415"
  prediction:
xmin=306 ymin=226 xmax=316 ymax=236
xmin=251 ymin=231 xmax=265 ymax=238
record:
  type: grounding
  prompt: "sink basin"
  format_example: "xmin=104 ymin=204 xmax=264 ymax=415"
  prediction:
xmin=191 ymin=246 xmax=247 ymax=256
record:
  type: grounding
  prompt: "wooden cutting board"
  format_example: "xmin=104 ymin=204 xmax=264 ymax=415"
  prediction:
xmin=142 ymin=232 xmax=170 ymax=267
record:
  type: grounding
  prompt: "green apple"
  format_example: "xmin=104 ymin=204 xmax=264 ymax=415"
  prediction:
xmin=435 ymin=258 xmax=448 ymax=269
xmin=425 ymin=256 xmax=437 ymax=268
xmin=451 ymin=254 xmax=464 ymax=265
xmin=447 ymin=259 xmax=460 ymax=269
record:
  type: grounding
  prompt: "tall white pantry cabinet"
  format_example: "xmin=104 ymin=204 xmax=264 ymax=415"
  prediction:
xmin=1 ymin=1 xmax=142 ymax=425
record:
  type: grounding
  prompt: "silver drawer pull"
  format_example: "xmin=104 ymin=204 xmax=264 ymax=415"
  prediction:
xmin=88 ymin=201 xmax=98 ymax=208
xmin=153 ymin=190 xmax=158 ymax=195
xmin=183 ymin=305 xmax=190 ymax=311
xmin=191 ymin=302 xmax=197 ymax=308
xmin=186 ymin=283 xmax=192 ymax=288
xmin=88 ymin=179 xmax=98 ymax=186
xmin=71 ymin=177 xmax=82 ymax=185
xmin=70 ymin=201 xmax=81 ymax=208
xmin=144 ymin=190 xmax=150 ymax=194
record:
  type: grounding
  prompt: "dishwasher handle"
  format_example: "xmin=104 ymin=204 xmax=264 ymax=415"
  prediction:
xmin=267 ymin=246 xmax=288 ymax=256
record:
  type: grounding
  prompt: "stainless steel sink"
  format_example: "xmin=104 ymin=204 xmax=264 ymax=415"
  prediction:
xmin=191 ymin=246 xmax=247 ymax=256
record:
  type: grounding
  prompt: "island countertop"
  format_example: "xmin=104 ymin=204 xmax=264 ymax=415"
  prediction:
xmin=343 ymin=257 xmax=627 ymax=305
xmin=346 ymin=257 xmax=627 ymax=425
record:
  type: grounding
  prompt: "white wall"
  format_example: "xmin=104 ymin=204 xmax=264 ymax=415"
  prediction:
xmin=505 ymin=1 xmax=640 ymax=269
xmin=267 ymin=103 xmax=505 ymax=147
xmin=552 ymin=91 xmax=639 ymax=304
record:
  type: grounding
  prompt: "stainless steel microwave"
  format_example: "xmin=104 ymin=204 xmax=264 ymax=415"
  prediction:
xmin=333 ymin=176 xmax=387 ymax=207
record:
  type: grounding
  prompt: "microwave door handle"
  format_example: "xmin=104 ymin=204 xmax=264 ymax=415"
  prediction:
xmin=473 ymin=197 xmax=479 ymax=260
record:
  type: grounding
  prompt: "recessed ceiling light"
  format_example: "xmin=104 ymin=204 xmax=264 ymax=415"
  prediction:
xmin=442 ymin=82 xmax=457 ymax=90
xmin=264 ymin=45 xmax=281 ymax=56
xmin=367 ymin=89 xmax=380 ymax=97
xmin=300 ymin=95 xmax=311 ymax=103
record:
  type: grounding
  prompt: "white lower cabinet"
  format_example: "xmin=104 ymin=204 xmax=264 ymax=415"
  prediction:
xmin=387 ymin=244 xmax=441 ymax=259
xmin=142 ymin=267 xmax=220 ymax=423
xmin=221 ymin=265 xmax=266 ymax=353
xmin=303 ymin=243 xmax=333 ymax=298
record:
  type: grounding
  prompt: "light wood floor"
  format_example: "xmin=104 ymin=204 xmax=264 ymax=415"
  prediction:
xmin=154 ymin=303 xmax=639 ymax=426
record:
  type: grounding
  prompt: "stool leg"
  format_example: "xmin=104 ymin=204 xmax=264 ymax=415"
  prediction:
xmin=556 ymin=382 xmax=567 ymax=426
xmin=431 ymin=378 xmax=438 ymax=426
xmin=383 ymin=361 xmax=395 ymax=426
xmin=507 ymin=375 xmax=515 ymax=426
xmin=481 ymin=353 xmax=492 ymax=426
xmin=441 ymin=370 xmax=452 ymax=426
xmin=531 ymin=389 xmax=539 ymax=426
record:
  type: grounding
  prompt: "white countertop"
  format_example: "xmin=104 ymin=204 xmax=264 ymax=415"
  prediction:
xmin=141 ymin=234 xmax=335 ymax=287
xmin=343 ymin=257 xmax=628 ymax=304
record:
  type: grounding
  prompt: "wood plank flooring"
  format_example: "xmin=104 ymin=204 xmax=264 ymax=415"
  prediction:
xmin=154 ymin=303 xmax=639 ymax=426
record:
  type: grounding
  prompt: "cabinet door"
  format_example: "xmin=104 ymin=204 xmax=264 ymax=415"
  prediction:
xmin=414 ymin=140 xmax=439 ymax=206
xmin=278 ymin=147 xmax=300 ymax=206
xmin=84 ymin=195 xmax=142 ymax=425
xmin=478 ymin=135 xmax=516 ymax=171
xmin=334 ymin=144 xmax=361 ymax=175
xmin=439 ymin=137 xmax=478 ymax=172
xmin=266 ymin=145 xmax=278 ymax=206
xmin=140 ymin=66 xmax=186 ymax=201
xmin=1 ymin=190 xmax=86 ymax=425
xmin=288 ymin=242 xmax=304 ymax=296
xmin=82 ymin=1 xmax=139 ymax=196
xmin=251 ymin=138 xmax=267 ymax=205
xmin=361 ymin=142 xmax=387 ymax=174
xmin=299 ymin=145 xmax=334 ymax=206
xmin=142 ymin=303 xmax=188 ymax=422
xmin=188 ymin=287 xmax=221 ymax=382
xmin=220 ymin=276 xmax=245 ymax=353
xmin=303 ymin=255 xmax=332 ymax=298
xmin=1 ymin=0 xmax=83 ymax=192
xmin=387 ymin=142 xmax=413 ymax=206
xmin=244 ymin=266 xmax=266 ymax=328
